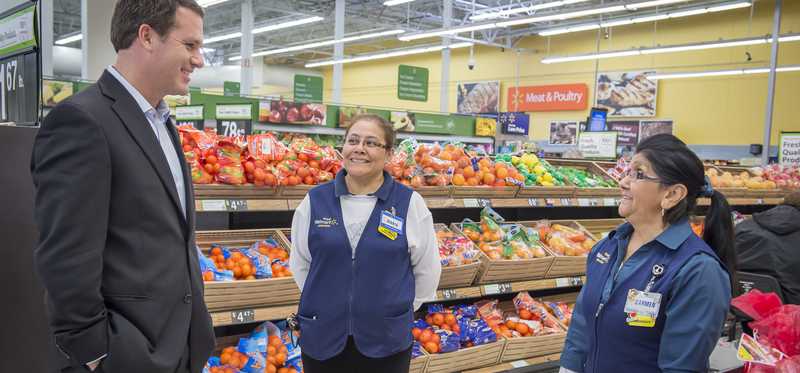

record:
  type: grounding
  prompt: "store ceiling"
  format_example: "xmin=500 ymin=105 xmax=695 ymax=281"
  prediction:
xmin=53 ymin=0 xmax=749 ymax=68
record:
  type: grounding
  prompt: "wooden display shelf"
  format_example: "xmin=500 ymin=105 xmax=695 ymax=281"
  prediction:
xmin=410 ymin=353 xmax=429 ymax=373
xmin=463 ymin=353 xmax=561 ymax=373
xmin=435 ymin=223 xmax=482 ymax=289
xmin=193 ymin=194 xmax=784 ymax=212
xmin=425 ymin=339 xmax=506 ymax=373
xmin=209 ymin=277 xmax=584 ymax=327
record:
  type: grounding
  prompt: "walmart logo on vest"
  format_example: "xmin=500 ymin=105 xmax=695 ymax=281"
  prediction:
xmin=314 ymin=217 xmax=338 ymax=228
xmin=596 ymin=251 xmax=611 ymax=264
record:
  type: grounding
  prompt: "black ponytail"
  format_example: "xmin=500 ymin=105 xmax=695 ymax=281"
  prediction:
xmin=636 ymin=134 xmax=737 ymax=292
xmin=703 ymin=190 xmax=737 ymax=291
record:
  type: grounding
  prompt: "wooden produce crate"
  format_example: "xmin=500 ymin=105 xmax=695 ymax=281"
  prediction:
xmin=425 ymin=339 xmax=506 ymax=373
xmin=706 ymin=165 xmax=783 ymax=199
xmin=573 ymin=218 xmax=625 ymax=238
xmin=410 ymin=351 xmax=430 ymax=373
xmin=546 ymin=159 xmax=621 ymax=197
xmin=451 ymin=185 xmax=520 ymax=199
xmin=436 ymin=224 xmax=481 ymax=289
xmin=515 ymin=220 xmax=596 ymax=278
xmin=516 ymin=185 xmax=576 ymax=198
xmin=414 ymin=185 xmax=453 ymax=198
xmin=276 ymin=229 xmax=292 ymax=248
xmin=194 ymin=184 xmax=279 ymax=198
xmin=496 ymin=300 xmax=568 ymax=362
xmin=277 ymin=184 xmax=315 ymax=198
xmin=450 ymin=223 xmax=554 ymax=284
xmin=196 ymin=229 xmax=300 ymax=312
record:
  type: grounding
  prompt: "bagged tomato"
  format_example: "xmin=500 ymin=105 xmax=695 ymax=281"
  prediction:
xmin=247 ymin=133 xmax=287 ymax=162
xmin=513 ymin=292 xmax=562 ymax=331
xmin=215 ymin=139 xmax=246 ymax=185
xmin=186 ymin=149 xmax=214 ymax=184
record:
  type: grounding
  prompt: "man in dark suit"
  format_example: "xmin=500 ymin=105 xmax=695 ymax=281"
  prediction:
xmin=31 ymin=1 xmax=214 ymax=372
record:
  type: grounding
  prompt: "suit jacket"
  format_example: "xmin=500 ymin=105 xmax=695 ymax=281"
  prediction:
xmin=31 ymin=71 xmax=215 ymax=373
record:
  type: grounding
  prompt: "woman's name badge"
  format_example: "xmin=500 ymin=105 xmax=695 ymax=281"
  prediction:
xmin=624 ymin=289 xmax=662 ymax=327
xmin=379 ymin=210 xmax=403 ymax=240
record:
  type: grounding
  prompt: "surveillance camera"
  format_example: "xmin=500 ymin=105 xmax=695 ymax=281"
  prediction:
xmin=467 ymin=57 xmax=476 ymax=70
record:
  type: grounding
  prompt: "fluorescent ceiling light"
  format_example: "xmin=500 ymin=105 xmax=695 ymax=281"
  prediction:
xmin=495 ymin=5 xmax=626 ymax=27
xmin=707 ymin=2 xmax=752 ymax=11
xmin=470 ymin=0 xmax=591 ymax=21
xmin=305 ymin=42 xmax=472 ymax=68
xmin=383 ymin=0 xmax=415 ymax=6
xmin=205 ymin=16 xmax=323 ymax=44
xmin=228 ymin=29 xmax=406 ymax=61
xmin=647 ymin=65 xmax=800 ymax=80
xmin=538 ymin=1 xmax=751 ymax=37
xmin=197 ymin=0 xmax=230 ymax=7
xmin=626 ymin=0 xmax=690 ymax=10
xmin=398 ymin=23 xmax=497 ymax=41
xmin=55 ymin=33 xmax=82 ymax=45
xmin=541 ymin=33 xmax=800 ymax=63
xmin=632 ymin=14 xmax=670 ymax=23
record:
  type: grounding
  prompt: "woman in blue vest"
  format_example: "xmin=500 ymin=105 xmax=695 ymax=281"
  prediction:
xmin=560 ymin=134 xmax=736 ymax=373
xmin=289 ymin=114 xmax=441 ymax=372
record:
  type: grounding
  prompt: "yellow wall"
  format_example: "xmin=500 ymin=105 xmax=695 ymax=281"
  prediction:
xmin=320 ymin=1 xmax=800 ymax=145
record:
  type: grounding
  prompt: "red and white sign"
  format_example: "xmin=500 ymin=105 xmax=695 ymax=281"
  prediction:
xmin=508 ymin=83 xmax=589 ymax=112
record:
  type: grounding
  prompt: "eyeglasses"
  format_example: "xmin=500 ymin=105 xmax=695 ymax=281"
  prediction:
xmin=345 ymin=135 xmax=388 ymax=149
xmin=623 ymin=167 xmax=661 ymax=183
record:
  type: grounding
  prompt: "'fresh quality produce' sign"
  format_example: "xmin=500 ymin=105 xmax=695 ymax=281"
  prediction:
xmin=780 ymin=132 xmax=800 ymax=166
xmin=579 ymin=131 xmax=617 ymax=159
xmin=508 ymin=84 xmax=588 ymax=112
xmin=397 ymin=65 xmax=428 ymax=102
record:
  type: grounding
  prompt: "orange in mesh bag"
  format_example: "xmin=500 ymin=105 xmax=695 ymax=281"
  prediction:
xmin=215 ymin=138 xmax=246 ymax=185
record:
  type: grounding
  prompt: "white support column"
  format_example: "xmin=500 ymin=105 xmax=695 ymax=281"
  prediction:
xmin=239 ymin=0 xmax=254 ymax=95
xmin=81 ymin=0 xmax=116 ymax=80
xmin=332 ymin=0 xmax=344 ymax=103
xmin=40 ymin=0 xmax=53 ymax=77
xmin=440 ymin=0 xmax=452 ymax=113
xmin=762 ymin=0 xmax=781 ymax=165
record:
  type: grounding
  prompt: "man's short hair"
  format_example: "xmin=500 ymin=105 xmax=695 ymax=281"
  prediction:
xmin=783 ymin=191 xmax=800 ymax=209
xmin=110 ymin=0 xmax=204 ymax=52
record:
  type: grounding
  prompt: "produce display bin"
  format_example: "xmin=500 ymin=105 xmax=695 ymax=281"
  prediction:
xmin=196 ymin=229 xmax=300 ymax=312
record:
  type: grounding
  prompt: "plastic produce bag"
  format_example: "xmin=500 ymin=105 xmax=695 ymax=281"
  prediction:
xmin=215 ymin=139 xmax=246 ymax=185
xmin=732 ymin=289 xmax=784 ymax=320
xmin=198 ymin=246 xmax=234 ymax=282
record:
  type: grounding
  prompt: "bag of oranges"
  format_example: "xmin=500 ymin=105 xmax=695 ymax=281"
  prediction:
xmin=215 ymin=139 xmax=246 ymax=185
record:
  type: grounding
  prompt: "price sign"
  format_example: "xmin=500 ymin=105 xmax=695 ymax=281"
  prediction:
xmin=603 ymin=198 xmax=616 ymax=206
xmin=484 ymin=282 xmax=512 ymax=295
xmin=0 ymin=3 xmax=39 ymax=125
xmin=230 ymin=309 xmax=255 ymax=324
xmin=561 ymin=198 xmax=572 ymax=206
xmin=463 ymin=198 xmax=480 ymax=208
xmin=755 ymin=198 xmax=764 ymax=205
xmin=578 ymin=198 xmax=590 ymax=207
xmin=528 ymin=198 xmax=538 ymax=207
xmin=544 ymin=198 xmax=555 ymax=207
xmin=216 ymin=104 xmax=252 ymax=137
xmin=510 ymin=360 xmax=530 ymax=368
xmin=440 ymin=289 xmax=458 ymax=300
xmin=556 ymin=277 xmax=584 ymax=288
xmin=225 ymin=199 xmax=248 ymax=211
xmin=478 ymin=198 xmax=492 ymax=208
xmin=200 ymin=200 xmax=226 ymax=211
xmin=175 ymin=105 xmax=204 ymax=129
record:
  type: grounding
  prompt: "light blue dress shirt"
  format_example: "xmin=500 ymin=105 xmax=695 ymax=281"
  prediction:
xmin=106 ymin=66 xmax=186 ymax=217
xmin=561 ymin=220 xmax=731 ymax=373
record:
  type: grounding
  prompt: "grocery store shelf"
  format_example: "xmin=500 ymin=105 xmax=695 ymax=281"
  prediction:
xmin=252 ymin=123 xmax=495 ymax=144
xmin=463 ymin=353 xmax=561 ymax=373
xmin=195 ymin=194 xmax=783 ymax=213
xmin=210 ymin=276 xmax=584 ymax=327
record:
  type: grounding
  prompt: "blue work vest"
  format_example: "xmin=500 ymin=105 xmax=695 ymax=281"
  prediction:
xmin=297 ymin=171 xmax=415 ymax=360
xmin=580 ymin=227 xmax=723 ymax=373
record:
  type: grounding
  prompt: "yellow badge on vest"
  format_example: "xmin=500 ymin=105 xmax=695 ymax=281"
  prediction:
xmin=379 ymin=210 xmax=403 ymax=240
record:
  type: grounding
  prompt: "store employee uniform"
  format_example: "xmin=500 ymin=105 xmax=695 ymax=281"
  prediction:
xmin=560 ymin=220 xmax=730 ymax=373
xmin=290 ymin=170 xmax=441 ymax=363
